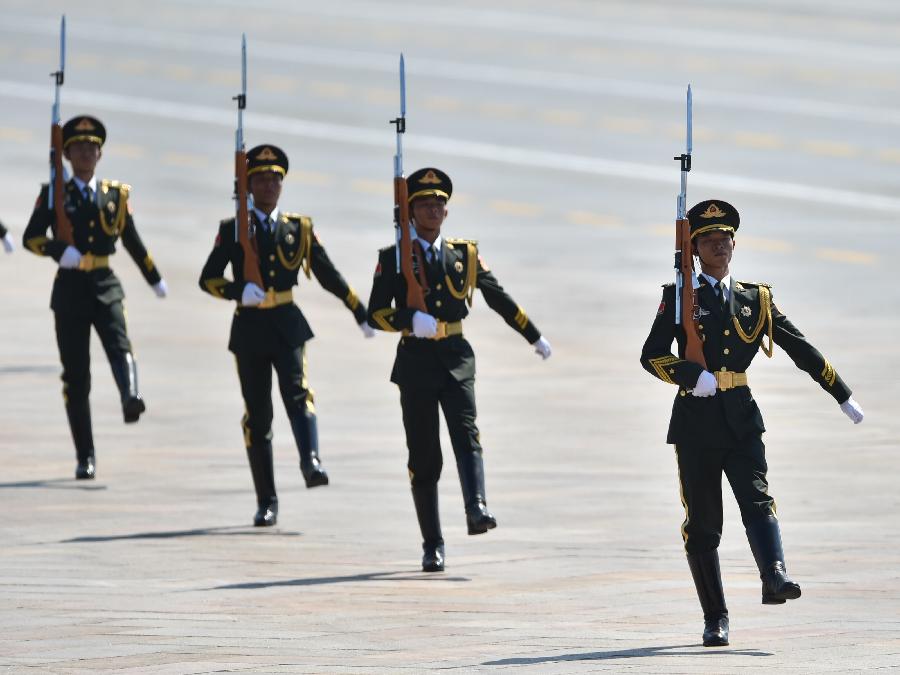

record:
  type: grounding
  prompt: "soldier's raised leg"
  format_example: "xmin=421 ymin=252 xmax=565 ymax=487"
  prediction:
xmin=237 ymin=353 xmax=278 ymax=526
xmin=441 ymin=378 xmax=496 ymax=535
xmin=401 ymin=385 xmax=444 ymax=572
xmin=96 ymin=300 xmax=145 ymax=423
xmin=55 ymin=312 xmax=95 ymax=479
xmin=276 ymin=345 xmax=328 ymax=488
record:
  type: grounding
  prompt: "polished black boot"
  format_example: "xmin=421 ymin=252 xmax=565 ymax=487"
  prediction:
xmin=687 ymin=549 xmax=730 ymax=647
xmin=109 ymin=352 xmax=145 ymax=423
xmin=65 ymin=396 xmax=96 ymax=480
xmin=289 ymin=411 xmax=329 ymax=488
xmin=247 ymin=442 xmax=278 ymax=527
xmin=746 ymin=515 xmax=801 ymax=604
xmin=411 ymin=482 xmax=445 ymax=572
xmin=456 ymin=450 xmax=497 ymax=535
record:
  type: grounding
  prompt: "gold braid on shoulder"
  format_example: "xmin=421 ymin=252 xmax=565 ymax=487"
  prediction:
xmin=277 ymin=215 xmax=313 ymax=278
xmin=732 ymin=285 xmax=774 ymax=357
xmin=444 ymin=241 xmax=478 ymax=306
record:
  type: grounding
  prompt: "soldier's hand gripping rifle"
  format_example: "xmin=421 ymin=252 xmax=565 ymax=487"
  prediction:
xmin=49 ymin=15 xmax=74 ymax=245
xmin=233 ymin=34 xmax=267 ymax=299
xmin=390 ymin=54 xmax=427 ymax=313
xmin=673 ymin=85 xmax=707 ymax=369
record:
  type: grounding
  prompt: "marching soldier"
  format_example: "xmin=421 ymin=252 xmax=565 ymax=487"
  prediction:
xmin=640 ymin=199 xmax=864 ymax=646
xmin=199 ymin=144 xmax=374 ymax=527
xmin=367 ymin=167 xmax=552 ymax=572
xmin=23 ymin=115 xmax=167 ymax=480
xmin=0 ymin=220 xmax=15 ymax=254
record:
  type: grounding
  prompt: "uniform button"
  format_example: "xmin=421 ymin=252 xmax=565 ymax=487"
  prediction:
xmin=268 ymin=286 xmax=275 ymax=292
xmin=436 ymin=283 xmax=442 ymax=290
xmin=435 ymin=300 xmax=442 ymax=307
xmin=88 ymin=236 xmax=94 ymax=242
xmin=723 ymin=348 xmax=730 ymax=354
xmin=723 ymin=329 xmax=730 ymax=336
xmin=269 ymin=270 xmax=275 ymax=277
xmin=269 ymin=254 xmax=275 ymax=261
xmin=720 ymin=366 xmax=727 ymax=372
xmin=89 ymin=221 xmax=95 ymax=228
xmin=680 ymin=390 xmax=686 ymax=397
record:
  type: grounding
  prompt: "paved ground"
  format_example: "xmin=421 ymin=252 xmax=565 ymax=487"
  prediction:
xmin=1 ymin=0 xmax=899 ymax=672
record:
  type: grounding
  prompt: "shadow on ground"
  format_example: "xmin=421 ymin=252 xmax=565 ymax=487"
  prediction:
xmin=60 ymin=525 xmax=301 ymax=543
xmin=483 ymin=645 xmax=772 ymax=665
xmin=211 ymin=570 xmax=471 ymax=590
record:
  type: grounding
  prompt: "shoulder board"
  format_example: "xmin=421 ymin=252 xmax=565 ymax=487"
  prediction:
xmin=101 ymin=179 xmax=131 ymax=196
xmin=378 ymin=244 xmax=397 ymax=255
xmin=445 ymin=238 xmax=478 ymax=247
xmin=282 ymin=212 xmax=311 ymax=223
xmin=219 ymin=217 xmax=236 ymax=227
xmin=736 ymin=280 xmax=771 ymax=289
xmin=661 ymin=282 xmax=674 ymax=288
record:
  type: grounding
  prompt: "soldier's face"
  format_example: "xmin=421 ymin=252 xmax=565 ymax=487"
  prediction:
xmin=64 ymin=141 xmax=101 ymax=175
xmin=249 ymin=171 xmax=283 ymax=209
xmin=411 ymin=197 xmax=448 ymax=233
xmin=694 ymin=232 xmax=735 ymax=267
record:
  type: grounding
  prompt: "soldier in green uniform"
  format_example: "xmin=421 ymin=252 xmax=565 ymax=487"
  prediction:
xmin=23 ymin=115 xmax=167 ymax=480
xmin=367 ymin=167 xmax=552 ymax=572
xmin=0 ymin=220 xmax=15 ymax=254
xmin=640 ymin=199 xmax=864 ymax=647
xmin=199 ymin=144 xmax=373 ymax=527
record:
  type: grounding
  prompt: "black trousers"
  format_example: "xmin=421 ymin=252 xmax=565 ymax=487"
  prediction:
xmin=235 ymin=344 xmax=314 ymax=448
xmin=399 ymin=371 xmax=482 ymax=486
xmin=675 ymin=434 xmax=775 ymax=554
xmin=54 ymin=300 xmax=132 ymax=459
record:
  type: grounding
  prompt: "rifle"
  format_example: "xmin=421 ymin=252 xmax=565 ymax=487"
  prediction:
xmin=673 ymin=85 xmax=706 ymax=369
xmin=49 ymin=15 xmax=74 ymax=245
xmin=232 ymin=34 xmax=266 ymax=296
xmin=389 ymin=54 xmax=427 ymax=313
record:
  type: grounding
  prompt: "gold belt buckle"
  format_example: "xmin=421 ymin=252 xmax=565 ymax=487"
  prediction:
xmin=259 ymin=288 xmax=277 ymax=309
xmin=78 ymin=252 xmax=95 ymax=271
xmin=716 ymin=370 xmax=734 ymax=390
xmin=432 ymin=321 xmax=448 ymax=340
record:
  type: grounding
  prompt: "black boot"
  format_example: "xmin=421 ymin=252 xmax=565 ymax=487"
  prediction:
xmin=456 ymin=450 xmax=497 ymax=535
xmin=109 ymin=352 xmax=145 ymax=423
xmin=746 ymin=515 xmax=801 ymax=604
xmin=65 ymin=396 xmax=96 ymax=480
xmin=289 ymin=411 xmax=329 ymax=488
xmin=687 ymin=550 xmax=730 ymax=647
xmin=411 ymin=482 xmax=444 ymax=572
xmin=246 ymin=442 xmax=278 ymax=527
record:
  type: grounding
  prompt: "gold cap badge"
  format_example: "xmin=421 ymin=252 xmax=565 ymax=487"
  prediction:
xmin=74 ymin=118 xmax=96 ymax=131
xmin=700 ymin=203 xmax=727 ymax=219
xmin=420 ymin=170 xmax=442 ymax=185
xmin=255 ymin=147 xmax=278 ymax=161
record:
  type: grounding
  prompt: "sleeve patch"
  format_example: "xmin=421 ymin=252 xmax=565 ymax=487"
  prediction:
xmin=657 ymin=301 xmax=666 ymax=315
xmin=374 ymin=262 xmax=382 ymax=277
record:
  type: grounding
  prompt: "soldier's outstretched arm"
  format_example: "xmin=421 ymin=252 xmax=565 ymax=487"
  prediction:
xmin=640 ymin=284 xmax=705 ymax=389
xmin=0 ymin=220 xmax=13 ymax=254
xmin=769 ymin=292 xmax=854 ymax=403
xmin=22 ymin=186 xmax=67 ymax=260
xmin=118 ymin=190 xmax=164 ymax=296
xmin=366 ymin=247 xmax=416 ymax=332
xmin=475 ymin=253 xmax=543 ymax=346
xmin=308 ymin=226 xmax=368 ymax=326
xmin=199 ymin=221 xmax=242 ymax=301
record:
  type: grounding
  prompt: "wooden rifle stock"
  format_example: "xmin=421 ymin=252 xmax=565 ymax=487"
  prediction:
xmin=678 ymin=218 xmax=706 ymax=368
xmin=51 ymin=123 xmax=74 ymax=245
xmin=235 ymin=150 xmax=264 ymax=289
xmin=395 ymin=176 xmax=426 ymax=311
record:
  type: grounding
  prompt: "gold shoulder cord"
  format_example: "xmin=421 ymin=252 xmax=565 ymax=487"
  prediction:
xmin=444 ymin=241 xmax=477 ymax=306
xmin=732 ymin=285 xmax=774 ymax=357
xmin=98 ymin=180 xmax=129 ymax=236
xmin=277 ymin=215 xmax=313 ymax=278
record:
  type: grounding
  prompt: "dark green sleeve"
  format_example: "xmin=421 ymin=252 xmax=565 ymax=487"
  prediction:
xmin=198 ymin=221 xmax=242 ymax=302
xmin=476 ymin=253 xmax=541 ymax=344
xmin=366 ymin=246 xmax=416 ymax=332
xmin=640 ymin=284 xmax=705 ymax=389
xmin=118 ymin=191 xmax=162 ymax=285
xmin=769 ymin=291 xmax=852 ymax=404
xmin=308 ymin=226 xmax=367 ymax=324
xmin=22 ymin=185 xmax=68 ymax=261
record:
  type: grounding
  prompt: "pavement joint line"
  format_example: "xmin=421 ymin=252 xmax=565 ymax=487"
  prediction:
xmin=4 ymin=80 xmax=900 ymax=215
xmin=4 ymin=13 xmax=900 ymax=126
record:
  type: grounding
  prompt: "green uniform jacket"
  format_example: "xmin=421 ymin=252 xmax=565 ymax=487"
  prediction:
xmin=198 ymin=212 xmax=367 ymax=355
xmin=366 ymin=239 xmax=541 ymax=385
xmin=640 ymin=277 xmax=851 ymax=446
xmin=23 ymin=180 xmax=161 ymax=313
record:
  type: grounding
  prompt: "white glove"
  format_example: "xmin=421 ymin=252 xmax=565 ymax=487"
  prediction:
xmin=152 ymin=279 xmax=168 ymax=299
xmin=840 ymin=397 xmax=864 ymax=424
xmin=241 ymin=282 xmax=266 ymax=306
xmin=532 ymin=336 xmax=552 ymax=360
xmin=359 ymin=321 xmax=376 ymax=338
xmin=411 ymin=310 xmax=438 ymax=338
xmin=59 ymin=246 xmax=82 ymax=269
xmin=692 ymin=370 xmax=718 ymax=397
xmin=2 ymin=235 xmax=14 ymax=254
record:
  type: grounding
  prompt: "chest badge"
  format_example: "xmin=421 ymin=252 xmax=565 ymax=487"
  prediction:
xmin=454 ymin=260 xmax=463 ymax=273
xmin=741 ymin=305 xmax=752 ymax=317
xmin=106 ymin=201 xmax=116 ymax=213
xmin=284 ymin=233 xmax=295 ymax=245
